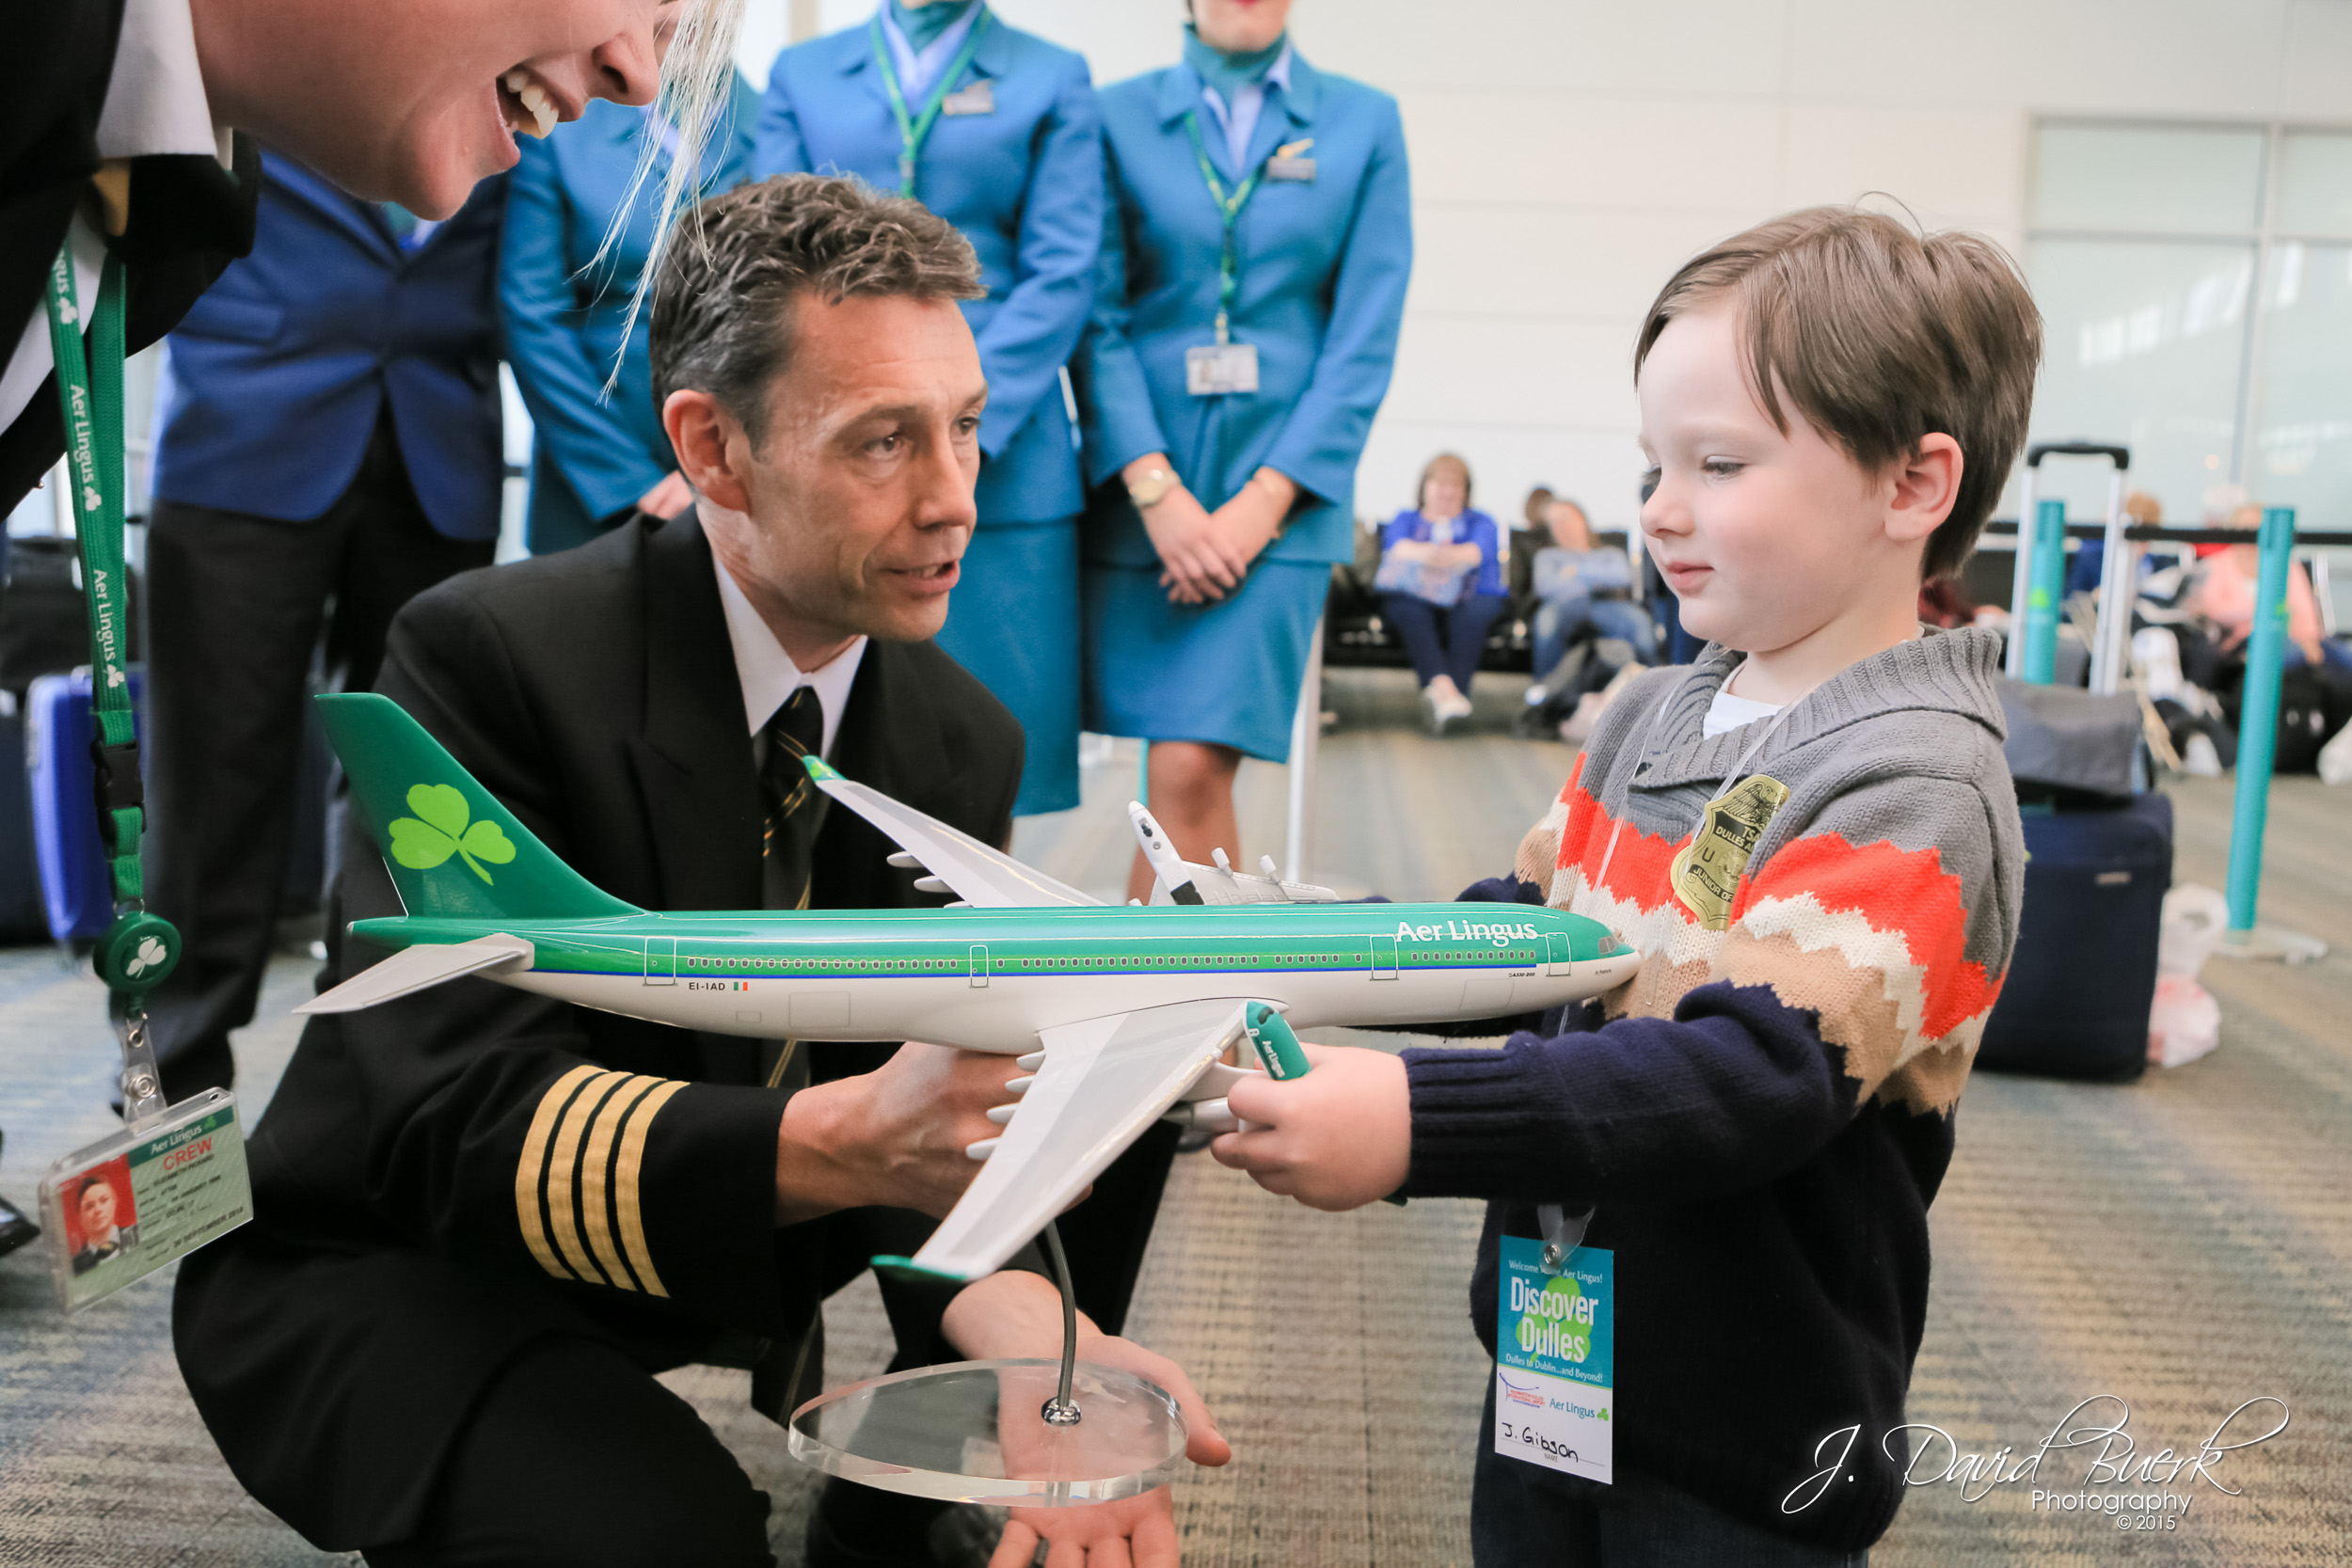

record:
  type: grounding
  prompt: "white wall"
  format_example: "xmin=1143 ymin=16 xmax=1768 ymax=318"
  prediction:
xmin=738 ymin=0 xmax=2352 ymax=536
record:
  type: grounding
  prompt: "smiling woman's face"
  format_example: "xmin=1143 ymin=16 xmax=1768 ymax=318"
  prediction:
xmin=193 ymin=0 xmax=677 ymax=215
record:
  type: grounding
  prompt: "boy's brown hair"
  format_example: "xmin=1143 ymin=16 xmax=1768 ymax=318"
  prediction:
xmin=1634 ymin=207 xmax=2042 ymax=581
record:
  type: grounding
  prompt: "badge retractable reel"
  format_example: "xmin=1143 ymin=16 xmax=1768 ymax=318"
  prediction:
xmin=32 ymin=227 xmax=254 ymax=1313
xmin=786 ymin=1006 xmax=1313 ymax=1502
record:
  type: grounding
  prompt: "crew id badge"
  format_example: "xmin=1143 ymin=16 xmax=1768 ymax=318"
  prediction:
xmin=38 ymin=1088 xmax=251 ymax=1313
xmin=1495 ymin=1233 xmax=1613 ymax=1483
xmin=1185 ymin=341 xmax=1259 ymax=396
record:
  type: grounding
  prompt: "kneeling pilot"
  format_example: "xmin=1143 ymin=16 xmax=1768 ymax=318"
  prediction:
xmin=174 ymin=174 xmax=1225 ymax=1568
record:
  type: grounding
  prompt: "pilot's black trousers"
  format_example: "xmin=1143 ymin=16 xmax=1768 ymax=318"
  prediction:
xmin=326 ymin=1122 xmax=1182 ymax=1568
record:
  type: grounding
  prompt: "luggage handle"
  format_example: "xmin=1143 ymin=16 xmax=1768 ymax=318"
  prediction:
xmin=2026 ymin=442 xmax=2130 ymax=471
xmin=2008 ymin=442 xmax=2134 ymax=692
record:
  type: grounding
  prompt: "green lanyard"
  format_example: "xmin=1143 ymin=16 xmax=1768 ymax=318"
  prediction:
xmin=1181 ymin=111 xmax=1273 ymax=346
xmin=42 ymin=238 xmax=181 ymax=1013
xmin=867 ymin=7 xmax=993 ymax=198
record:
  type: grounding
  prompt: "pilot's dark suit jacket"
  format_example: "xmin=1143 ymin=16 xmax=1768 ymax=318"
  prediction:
xmin=172 ymin=512 xmax=1034 ymax=1548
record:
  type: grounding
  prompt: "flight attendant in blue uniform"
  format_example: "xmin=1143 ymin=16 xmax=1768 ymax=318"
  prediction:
xmin=501 ymin=78 xmax=760 ymax=553
xmin=1076 ymin=0 xmax=1411 ymax=900
xmin=757 ymin=3 xmax=1103 ymax=816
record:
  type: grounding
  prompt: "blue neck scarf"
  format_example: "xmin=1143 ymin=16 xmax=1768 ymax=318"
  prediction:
xmin=888 ymin=0 xmax=977 ymax=52
xmin=1183 ymin=24 xmax=1287 ymax=105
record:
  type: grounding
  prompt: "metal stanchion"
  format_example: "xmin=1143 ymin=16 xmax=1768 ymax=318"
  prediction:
xmin=2217 ymin=506 xmax=2327 ymax=964
xmin=1284 ymin=613 xmax=1326 ymax=884
xmin=2020 ymin=499 xmax=2066 ymax=686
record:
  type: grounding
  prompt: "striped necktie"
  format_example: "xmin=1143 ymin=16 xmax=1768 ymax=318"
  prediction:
xmin=759 ymin=687 xmax=828 ymax=914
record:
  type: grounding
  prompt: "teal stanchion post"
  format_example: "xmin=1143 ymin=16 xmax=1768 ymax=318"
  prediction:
xmin=1136 ymin=739 xmax=1151 ymax=810
xmin=2218 ymin=506 xmax=2327 ymax=962
xmin=2020 ymin=499 xmax=2066 ymax=686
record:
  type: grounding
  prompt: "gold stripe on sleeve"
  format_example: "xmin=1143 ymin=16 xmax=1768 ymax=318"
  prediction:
xmin=546 ymin=1070 xmax=627 ymax=1286
xmin=580 ymin=1074 xmax=661 ymax=1291
xmin=515 ymin=1063 xmax=604 ymax=1281
xmin=612 ymin=1077 xmax=692 ymax=1299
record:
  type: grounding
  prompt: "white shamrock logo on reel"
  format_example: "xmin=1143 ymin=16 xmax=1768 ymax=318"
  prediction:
xmin=125 ymin=936 xmax=167 ymax=977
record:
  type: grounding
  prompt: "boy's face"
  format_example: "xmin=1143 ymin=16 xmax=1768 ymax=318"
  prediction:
xmin=1636 ymin=303 xmax=1945 ymax=657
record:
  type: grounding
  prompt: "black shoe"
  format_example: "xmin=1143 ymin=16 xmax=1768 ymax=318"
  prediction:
xmin=0 ymin=1131 xmax=41 ymax=1259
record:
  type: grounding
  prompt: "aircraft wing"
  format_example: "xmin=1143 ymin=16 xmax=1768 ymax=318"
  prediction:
xmin=803 ymin=757 xmax=1097 ymax=909
xmin=294 ymin=933 xmax=534 ymax=1015
xmin=909 ymin=999 xmax=1250 ymax=1280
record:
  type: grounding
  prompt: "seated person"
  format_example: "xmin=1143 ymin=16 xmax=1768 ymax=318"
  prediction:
xmin=1526 ymin=497 xmax=1656 ymax=691
xmin=1377 ymin=452 xmax=1509 ymax=733
xmin=173 ymin=175 xmax=1224 ymax=1568
xmin=2186 ymin=503 xmax=2348 ymax=674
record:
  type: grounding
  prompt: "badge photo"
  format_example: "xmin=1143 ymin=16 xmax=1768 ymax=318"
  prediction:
xmin=39 ymin=1089 xmax=252 ymax=1313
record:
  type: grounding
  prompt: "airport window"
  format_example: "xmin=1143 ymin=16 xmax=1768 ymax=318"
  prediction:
xmin=2028 ymin=120 xmax=2352 ymax=543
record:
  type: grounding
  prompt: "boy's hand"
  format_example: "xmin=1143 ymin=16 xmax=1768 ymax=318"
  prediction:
xmin=1212 ymin=1044 xmax=1411 ymax=1211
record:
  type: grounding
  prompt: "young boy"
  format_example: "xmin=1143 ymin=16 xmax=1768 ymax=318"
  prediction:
xmin=1215 ymin=208 xmax=2039 ymax=1562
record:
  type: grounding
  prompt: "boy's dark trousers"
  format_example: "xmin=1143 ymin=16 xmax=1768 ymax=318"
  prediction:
xmin=1470 ymin=1384 xmax=1869 ymax=1567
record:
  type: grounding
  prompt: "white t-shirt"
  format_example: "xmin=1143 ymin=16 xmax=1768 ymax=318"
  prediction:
xmin=1703 ymin=689 xmax=1783 ymax=738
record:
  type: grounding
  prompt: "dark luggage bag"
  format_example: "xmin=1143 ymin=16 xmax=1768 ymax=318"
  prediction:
xmin=27 ymin=668 xmax=145 ymax=944
xmin=0 ymin=697 xmax=43 ymax=941
xmin=1978 ymin=791 xmax=2171 ymax=1081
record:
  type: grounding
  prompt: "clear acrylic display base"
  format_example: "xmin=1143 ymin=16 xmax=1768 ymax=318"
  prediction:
xmin=787 ymin=1357 xmax=1187 ymax=1505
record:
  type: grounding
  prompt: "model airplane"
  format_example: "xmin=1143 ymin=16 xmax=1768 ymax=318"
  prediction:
xmin=298 ymin=693 xmax=1640 ymax=1281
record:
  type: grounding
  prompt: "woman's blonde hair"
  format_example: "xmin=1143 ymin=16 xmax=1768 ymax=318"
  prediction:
xmin=596 ymin=0 xmax=749 ymax=388
xmin=1418 ymin=452 xmax=1471 ymax=512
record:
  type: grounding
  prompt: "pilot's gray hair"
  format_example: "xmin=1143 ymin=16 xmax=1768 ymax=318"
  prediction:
xmin=648 ymin=174 xmax=983 ymax=443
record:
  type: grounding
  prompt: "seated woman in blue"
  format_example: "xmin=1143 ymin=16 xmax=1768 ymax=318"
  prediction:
xmin=1077 ymin=0 xmax=1411 ymax=899
xmin=1375 ymin=453 xmax=1508 ymax=734
xmin=1526 ymin=495 xmax=1657 ymax=699
xmin=501 ymin=80 xmax=759 ymax=552
xmin=756 ymin=1 xmax=1104 ymax=817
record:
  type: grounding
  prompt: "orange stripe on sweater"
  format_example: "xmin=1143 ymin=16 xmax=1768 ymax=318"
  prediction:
xmin=1554 ymin=759 xmax=1693 ymax=917
xmin=1732 ymin=832 xmax=2001 ymax=1038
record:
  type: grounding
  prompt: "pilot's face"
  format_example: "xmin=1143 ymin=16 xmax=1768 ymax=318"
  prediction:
xmin=722 ymin=293 xmax=986 ymax=647
xmin=78 ymin=1182 xmax=117 ymax=1236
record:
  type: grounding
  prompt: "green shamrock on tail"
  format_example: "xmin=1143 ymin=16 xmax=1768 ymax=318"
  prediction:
xmin=389 ymin=784 xmax=517 ymax=883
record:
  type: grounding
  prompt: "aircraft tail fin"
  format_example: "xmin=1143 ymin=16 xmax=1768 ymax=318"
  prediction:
xmin=316 ymin=692 xmax=640 ymax=921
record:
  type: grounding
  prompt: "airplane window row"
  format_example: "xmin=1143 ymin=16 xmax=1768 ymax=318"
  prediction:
xmin=684 ymin=958 xmax=958 ymax=972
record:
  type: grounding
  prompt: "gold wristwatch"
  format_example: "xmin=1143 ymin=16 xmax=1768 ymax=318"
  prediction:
xmin=1124 ymin=466 xmax=1179 ymax=511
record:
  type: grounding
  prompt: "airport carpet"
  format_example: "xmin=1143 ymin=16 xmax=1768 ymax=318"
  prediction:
xmin=0 ymin=667 xmax=2344 ymax=1565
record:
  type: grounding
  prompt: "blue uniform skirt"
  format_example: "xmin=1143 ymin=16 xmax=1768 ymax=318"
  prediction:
xmin=934 ymin=516 xmax=1083 ymax=816
xmin=1081 ymin=558 xmax=1327 ymax=764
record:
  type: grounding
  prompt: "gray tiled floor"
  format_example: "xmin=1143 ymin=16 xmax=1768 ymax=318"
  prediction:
xmin=2 ymin=669 xmax=2347 ymax=1565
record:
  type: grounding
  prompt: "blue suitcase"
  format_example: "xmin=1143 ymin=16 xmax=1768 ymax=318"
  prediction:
xmin=1978 ymin=791 xmax=2170 ymax=1081
xmin=26 ymin=669 xmax=146 ymax=944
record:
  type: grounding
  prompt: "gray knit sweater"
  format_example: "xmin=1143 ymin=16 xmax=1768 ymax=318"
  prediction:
xmin=1402 ymin=626 xmax=2026 ymax=1550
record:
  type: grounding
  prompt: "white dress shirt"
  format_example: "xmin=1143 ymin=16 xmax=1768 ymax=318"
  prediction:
xmin=713 ymin=551 xmax=867 ymax=759
xmin=0 ymin=0 xmax=229 ymax=440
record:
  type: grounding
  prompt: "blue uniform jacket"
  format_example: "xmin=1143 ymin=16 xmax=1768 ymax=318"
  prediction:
xmin=1382 ymin=508 xmax=1506 ymax=598
xmin=152 ymin=154 xmax=506 ymax=540
xmin=501 ymin=82 xmax=759 ymax=531
xmin=755 ymin=12 xmax=1102 ymax=524
xmin=1075 ymin=51 xmax=1411 ymax=567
